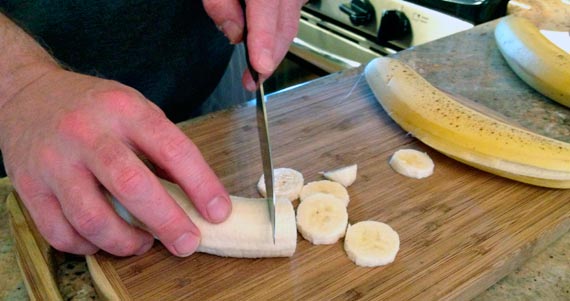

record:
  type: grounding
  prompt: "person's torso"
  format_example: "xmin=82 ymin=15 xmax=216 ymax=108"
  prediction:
xmin=1 ymin=0 xmax=234 ymax=122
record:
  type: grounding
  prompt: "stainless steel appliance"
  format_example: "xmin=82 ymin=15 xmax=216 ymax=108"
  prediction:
xmin=290 ymin=0 xmax=509 ymax=72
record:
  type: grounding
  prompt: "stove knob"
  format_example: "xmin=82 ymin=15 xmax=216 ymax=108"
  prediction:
xmin=377 ymin=10 xmax=411 ymax=42
xmin=339 ymin=0 xmax=374 ymax=26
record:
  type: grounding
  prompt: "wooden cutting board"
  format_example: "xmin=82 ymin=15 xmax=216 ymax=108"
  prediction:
xmin=85 ymin=61 xmax=570 ymax=300
xmin=7 ymin=20 xmax=569 ymax=300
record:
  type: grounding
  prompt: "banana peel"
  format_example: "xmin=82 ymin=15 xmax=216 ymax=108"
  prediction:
xmin=495 ymin=15 xmax=570 ymax=107
xmin=364 ymin=56 xmax=570 ymax=189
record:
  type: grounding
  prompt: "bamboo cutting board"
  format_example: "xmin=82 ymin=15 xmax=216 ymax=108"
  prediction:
xmin=86 ymin=61 xmax=570 ymax=300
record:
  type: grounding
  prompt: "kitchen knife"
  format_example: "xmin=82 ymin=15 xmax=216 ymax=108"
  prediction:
xmin=239 ymin=0 xmax=276 ymax=243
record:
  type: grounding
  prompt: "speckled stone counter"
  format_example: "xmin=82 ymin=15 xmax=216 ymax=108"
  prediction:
xmin=1 ymin=0 xmax=570 ymax=300
xmin=0 ymin=178 xmax=27 ymax=300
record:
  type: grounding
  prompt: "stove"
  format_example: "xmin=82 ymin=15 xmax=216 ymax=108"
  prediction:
xmin=289 ymin=0 xmax=509 ymax=72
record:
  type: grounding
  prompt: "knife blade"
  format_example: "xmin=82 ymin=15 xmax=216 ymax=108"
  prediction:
xmin=239 ymin=0 xmax=276 ymax=243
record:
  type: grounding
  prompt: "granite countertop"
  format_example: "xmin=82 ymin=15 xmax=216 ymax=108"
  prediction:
xmin=1 ymin=0 xmax=570 ymax=300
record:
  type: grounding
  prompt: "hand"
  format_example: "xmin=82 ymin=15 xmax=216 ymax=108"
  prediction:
xmin=0 ymin=68 xmax=232 ymax=257
xmin=203 ymin=0 xmax=307 ymax=90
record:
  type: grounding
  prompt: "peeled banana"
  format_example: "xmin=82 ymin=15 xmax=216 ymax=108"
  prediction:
xmin=344 ymin=221 xmax=400 ymax=267
xmin=365 ymin=56 xmax=570 ymax=188
xmin=257 ymin=167 xmax=304 ymax=201
xmin=495 ymin=15 xmax=570 ymax=107
xmin=113 ymin=180 xmax=297 ymax=258
xmin=389 ymin=149 xmax=434 ymax=179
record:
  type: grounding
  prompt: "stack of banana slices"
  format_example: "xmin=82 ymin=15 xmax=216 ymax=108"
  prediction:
xmin=258 ymin=166 xmax=400 ymax=268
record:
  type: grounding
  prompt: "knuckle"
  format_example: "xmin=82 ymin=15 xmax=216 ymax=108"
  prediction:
xmin=36 ymin=145 xmax=60 ymax=171
xmin=189 ymin=173 xmax=210 ymax=193
xmin=66 ymin=185 xmax=83 ymax=203
xmin=72 ymin=208 xmax=109 ymax=237
xmin=94 ymin=141 xmax=127 ymax=168
xmin=154 ymin=212 xmax=186 ymax=237
xmin=138 ymin=105 xmax=167 ymax=125
xmin=91 ymin=85 xmax=142 ymax=116
xmin=160 ymin=136 xmax=192 ymax=163
xmin=13 ymin=176 xmax=55 ymax=210
xmin=13 ymin=173 xmax=42 ymax=195
xmin=113 ymin=167 xmax=148 ymax=197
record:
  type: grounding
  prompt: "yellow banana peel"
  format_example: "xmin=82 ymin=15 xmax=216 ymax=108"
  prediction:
xmin=365 ymin=56 xmax=570 ymax=188
xmin=495 ymin=15 xmax=570 ymax=107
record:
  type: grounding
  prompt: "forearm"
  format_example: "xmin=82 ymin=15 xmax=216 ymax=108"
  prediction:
xmin=0 ymin=13 xmax=59 ymax=108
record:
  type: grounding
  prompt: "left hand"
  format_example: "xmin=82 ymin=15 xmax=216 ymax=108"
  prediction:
xmin=203 ymin=0 xmax=308 ymax=91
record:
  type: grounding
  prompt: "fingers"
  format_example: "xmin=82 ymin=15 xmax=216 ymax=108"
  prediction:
xmin=274 ymin=1 xmax=304 ymax=66
xmin=48 ymin=165 xmax=155 ymax=256
xmin=223 ymin=0 xmax=304 ymax=91
xmin=244 ymin=0 xmax=280 ymax=76
xmin=83 ymin=134 xmax=203 ymax=257
xmin=204 ymin=0 xmax=305 ymax=90
xmin=202 ymin=0 xmax=244 ymax=44
xmin=3 ymin=70 xmax=214 ymax=258
xmin=242 ymin=69 xmax=266 ymax=92
xmin=13 ymin=173 xmax=99 ymax=255
xmin=125 ymin=107 xmax=232 ymax=225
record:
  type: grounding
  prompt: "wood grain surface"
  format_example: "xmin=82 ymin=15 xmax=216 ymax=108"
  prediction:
xmin=87 ymin=65 xmax=570 ymax=300
xmin=7 ymin=193 xmax=63 ymax=301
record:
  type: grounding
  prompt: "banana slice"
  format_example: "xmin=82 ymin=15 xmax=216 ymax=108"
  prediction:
xmin=296 ymin=193 xmax=348 ymax=245
xmin=389 ymin=149 xmax=434 ymax=179
xmin=300 ymin=180 xmax=350 ymax=207
xmin=257 ymin=168 xmax=304 ymax=201
xmin=320 ymin=164 xmax=358 ymax=187
xmin=344 ymin=221 xmax=400 ymax=267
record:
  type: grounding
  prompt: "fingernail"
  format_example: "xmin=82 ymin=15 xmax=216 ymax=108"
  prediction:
xmin=258 ymin=48 xmax=274 ymax=74
xmin=221 ymin=20 xmax=241 ymax=44
xmin=207 ymin=196 xmax=231 ymax=223
xmin=135 ymin=237 xmax=155 ymax=256
xmin=173 ymin=232 xmax=200 ymax=257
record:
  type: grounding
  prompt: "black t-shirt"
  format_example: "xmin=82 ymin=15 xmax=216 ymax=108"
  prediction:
xmin=0 ymin=0 xmax=234 ymax=122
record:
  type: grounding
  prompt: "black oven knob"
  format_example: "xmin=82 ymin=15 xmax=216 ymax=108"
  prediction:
xmin=377 ymin=10 xmax=411 ymax=42
xmin=339 ymin=0 xmax=374 ymax=26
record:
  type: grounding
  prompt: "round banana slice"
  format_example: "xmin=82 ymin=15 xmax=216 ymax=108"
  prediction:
xmin=296 ymin=193 xmax=348 ymax=245
xmin=389 ymin=149 xmax=434 ymax=179
xmin=257 ymin=167 xmax=304 ymax=202
xmin=320 ymin=164 xmax=358 ymax=187
xmin=344 ymin=221 xmax=400 ymax=267
xmin=300 ymin=180 xmax=350 ymax=207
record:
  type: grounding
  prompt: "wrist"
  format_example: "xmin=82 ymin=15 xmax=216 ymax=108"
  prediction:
xmin=0 ymin=13 xmax=62 ymax=109
xmin=0 ymin=61 xmax=60 ymax=108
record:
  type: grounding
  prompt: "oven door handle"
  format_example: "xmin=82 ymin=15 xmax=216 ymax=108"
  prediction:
xmin=289 ymin=37 xmax=361 ymax=73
